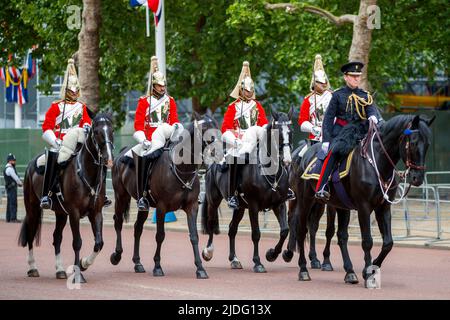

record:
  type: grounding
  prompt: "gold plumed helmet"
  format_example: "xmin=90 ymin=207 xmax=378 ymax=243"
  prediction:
xmin=310 ymin=54 xmax=330 ymax=91
xmin=60 ymin=58 xmax=81 ymax=100
xmin=147 ymin=56 xmax=166 ymax=95
xmin=230 ymin=61 xmax=255 ymax=100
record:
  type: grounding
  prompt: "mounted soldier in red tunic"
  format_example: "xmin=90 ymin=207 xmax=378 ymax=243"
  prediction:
xmin=298 ymin=54 xmax=333 ymax=149
xmin=40 ymin=59 xmax=93 ymax=209
xmin=130 ymin=56 xmax=183 ymax=211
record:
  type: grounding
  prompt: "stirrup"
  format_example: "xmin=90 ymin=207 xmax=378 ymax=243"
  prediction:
xmin=227 ymin=196 xmax=239 ymax=209
xmin=286 ymin=188 xmax=296 ymax=201
xmin=315 ymin=190 xmax=330 ymax=201
xmin=104 ymin=197 xmax=112 ymax=208
xmin=137 ymin=197 xmax=149 ymax=211
xmin=40 ymin=196 xmax=52 ymax=210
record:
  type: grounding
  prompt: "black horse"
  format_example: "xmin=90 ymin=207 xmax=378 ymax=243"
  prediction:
xmin=19 ymin=113 xmax=114 ymax=283
xmin=201 ymin=108 xmax=293 ymax=273
xmin=291 ymin=114 xmax=434 ymax=286
xmin=110 ymin=112 xmax=218 ymax=279
xmin=283 ymin=140 xmax=337 ymax=272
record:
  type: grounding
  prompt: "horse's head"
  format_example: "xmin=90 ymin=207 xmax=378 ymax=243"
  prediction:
xmin=399 ymin=115 xmax=434 ymax=186
xmin=89 ymin=113 xmax=114 ymax=168
xmin=268 ymin=106 xmax=293 ymax=167
xmin=192 ymin=110 xmax=219 ymax=148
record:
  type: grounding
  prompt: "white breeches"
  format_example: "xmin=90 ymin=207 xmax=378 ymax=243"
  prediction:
xmin=222 ymin=126 xmax=265 ymax=156
xmin=126 ymin=123 xmax=175 ymax=158
xmin=58 ymin=128 xmax=86 ymax=163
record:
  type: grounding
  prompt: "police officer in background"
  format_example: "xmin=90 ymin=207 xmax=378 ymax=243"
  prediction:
xmin=3 ymin=153 xmax=22 ymax=223
xmin=315 ymin=61 xmax=380 ymax=201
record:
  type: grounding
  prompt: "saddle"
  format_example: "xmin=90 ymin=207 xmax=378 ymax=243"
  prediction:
xmin=301 ymin=149 xmax=355 ymax=181
xmin=302 ymin=149 xmax=356 ymax=209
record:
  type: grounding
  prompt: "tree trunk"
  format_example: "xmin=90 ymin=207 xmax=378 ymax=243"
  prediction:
xmin=78 ymin=0 xmax=101 ymax=112
xmin=348 ymin=0 xmax=377 ymax=90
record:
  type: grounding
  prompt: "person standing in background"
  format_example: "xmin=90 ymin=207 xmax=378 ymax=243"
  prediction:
xmin=3 ymin=153 xmax=22 ymax=223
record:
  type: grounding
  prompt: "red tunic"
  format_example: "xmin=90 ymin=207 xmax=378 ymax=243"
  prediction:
xmin=134 ymin=95 xmax=179 ymax=141
xmin=221 ymin=99 xmax=268 ymax=137
xmin=298 ymin=90 xmax=333 ymax=141
xmin=42 ymin=100 xmax=92 ymax=139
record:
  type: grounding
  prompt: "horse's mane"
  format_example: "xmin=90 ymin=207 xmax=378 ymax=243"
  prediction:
xmin=93 ymin=112 xmax=113 ymax=123
xmin=382 ymin=114 xmax=432 ymax=142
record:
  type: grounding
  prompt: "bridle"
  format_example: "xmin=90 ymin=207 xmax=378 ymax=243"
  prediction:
xmin=363 ymin=119 xmax=425 ymax=204
xmin=77 ymin=117 xmax=114 ymax=203
xmin=168 ymin=116 xmax=216 ymax=190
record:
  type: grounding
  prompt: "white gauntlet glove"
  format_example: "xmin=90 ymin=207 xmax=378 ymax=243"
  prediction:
xmin=321 ymin=142 xmax=329 ymax=154
xmin=141 ymin=140 xmax=151 ymax=150
xmin=311 ymin=126 xmax=321 ymax=137
xmin=368 ymin=115 xmax=378 ymax=124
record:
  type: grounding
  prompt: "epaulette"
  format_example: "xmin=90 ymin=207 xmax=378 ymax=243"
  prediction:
xmin=334 ymin=87 xmax=345 ymax=92
xmin=139 ymin=95 xmax=149 ymax=100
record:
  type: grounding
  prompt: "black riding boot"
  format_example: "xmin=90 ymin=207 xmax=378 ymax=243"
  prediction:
xmin=40 ymin=150 xmax=59 ymax=209
xmin=227 ymin=161 xmax=239 ymax=209
xmin=103 ymin=166 xmax=112 ymax=207
xmin=136 ymin=155 xmax=152 ymax=211
xmin=315 ymin=153 xmax=338 ymax=201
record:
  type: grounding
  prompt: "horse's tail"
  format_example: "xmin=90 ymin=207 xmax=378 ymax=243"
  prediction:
xmin=19 ymin=161 xmax=43 ymax=248
xmin=123 ymin=200 xmax=130 ymax=223
xmin=200 ymin=192 xmax=220 ymax=235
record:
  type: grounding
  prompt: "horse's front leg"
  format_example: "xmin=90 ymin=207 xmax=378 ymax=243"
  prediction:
xmin=373 ymin=203 xmax=394 ymax=268
xmin=186 ymin=203 xmax=208 ymax=279
xmin=228 ymin=207 xmax=245 ymax=269
xmin=357 ymin=206 xmax=374 ymax=287
xmin=321 ymin=205 xmax=336 ymax=272
xmin=336 ymin=208 xmax=358 ymax=284
xmin=153 ymin=208 xmax=165 ymax=277
xmin=53 ymin=213 xmax=68 ymax=279
xmin=308 ymin=203 xmax=324 ymax=269
xmin=266 ymin=202 xmax=289 ymax=263
xmin=81 ymin=212 xmax=104 ymax=272
xmin=69 ymin=213 xmax=86 ymax=283
xmin=133 ymin=210 xmax=149 ymax=273
xmin=249 ymin=206 xmax=266 ymax=273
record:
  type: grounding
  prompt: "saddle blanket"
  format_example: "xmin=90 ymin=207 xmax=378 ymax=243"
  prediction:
xmin=301 ymin=149 xmax=355 ymax=181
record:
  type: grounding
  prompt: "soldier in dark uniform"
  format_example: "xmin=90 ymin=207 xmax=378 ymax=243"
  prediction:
xmin=3 ymin=153 xmax=22 ymax=222
xmin=315 ymin=61 xmax=379 ymax=201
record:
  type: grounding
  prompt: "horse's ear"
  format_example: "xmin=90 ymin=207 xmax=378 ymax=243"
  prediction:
xmin=288 ymin=106 xmax=294 ymax=120
xmin=411 ymin=115 xmax=420 ymax=129
xmin=270 ymin=106 xmax=278 ymax=120
xmin=191 ymin=111 xmax=201 ymax=121
xmin=426 ymin=115 xmax=436 ymax=127
xmin=86 ymin=107 xmax=96 ymax=120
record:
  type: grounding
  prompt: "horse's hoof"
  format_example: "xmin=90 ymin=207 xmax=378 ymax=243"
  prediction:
xmin=253 ymin=264 xmax=267 ymax=273
xmin=153 ymin=268 xmax=165 ymax=277
xmin=310 ymin=260 xmax=321 ymax=269
xmin=134 ymin=264 xmax=146 ymax=273
xmin=79 ymin=260 xmax=88 ymax=272
xmin=196 ymin=270 xmax=209 ymax=279
xmin=282 ymin=250 xmax=293 ymax=263
xmin=321 ymin=263 xmax=334 ymax=272
xmin=265 ymin=248 xmax=278 ymax=262
xmin=56 ymin=271 xmax=67 ymax=279
xmin=73 ymin=272 xmax=86 ymax=284
xmin=27 ymin=269 xmax=39 ymax=277
xmin=110 ymin=252 xmax=122 ymax=265
xmin=299 ymin=271 xmax=311 ymax=281
xmin=344 ymin=272 xmax=359 ymax=284
xmin=230 ymin=260 xmax=243 ymax=269
xmin=202 ymin=248 xmax=213 ymax=262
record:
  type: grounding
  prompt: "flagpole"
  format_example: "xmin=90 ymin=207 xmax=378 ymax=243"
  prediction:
xmin=145 ymin=5 xmax=150 ymax=38
xmin=155 ymin=0 xmax=166 ymax=76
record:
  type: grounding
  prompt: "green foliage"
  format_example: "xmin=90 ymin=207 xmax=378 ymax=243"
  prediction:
xmin=1 ymin=0 xmax=448 ymax=126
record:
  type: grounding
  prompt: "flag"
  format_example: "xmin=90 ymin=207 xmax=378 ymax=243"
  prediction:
xmin=129 ymin=0 xmax=162 ymax=26
xmin=0 ymin=50 xmax=36 ymax=106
